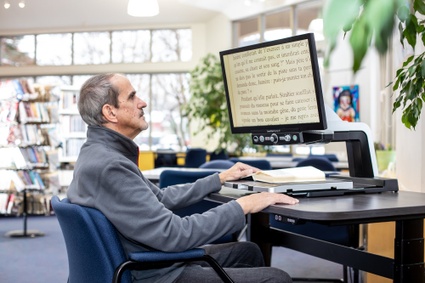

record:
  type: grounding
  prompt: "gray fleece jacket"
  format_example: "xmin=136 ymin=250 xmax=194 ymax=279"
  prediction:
xmin=67 ymin=126 xmax=246 ymax=282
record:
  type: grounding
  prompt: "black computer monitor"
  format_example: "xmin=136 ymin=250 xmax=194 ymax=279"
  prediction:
xmin=219 ymin=33 xmax=327 ymax=145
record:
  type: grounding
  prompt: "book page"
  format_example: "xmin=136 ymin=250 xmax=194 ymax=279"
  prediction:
xmin=252 ymin=166 xmax=325 ymax=183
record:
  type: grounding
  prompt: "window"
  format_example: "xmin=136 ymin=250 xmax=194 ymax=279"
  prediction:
xmin=73 ymin=32 xmax=111 ymax=65
xmin=36 ymin=33 xmax=72 ymax=66
xmin=131 ymin=73 xmax=190 ymax=151
xmin=0 ymin=28 xmax=193 ymax=151
xmin=264 ymin=9 xmax=292 ymax=41
xmin=0 ymin=35 xmax=35 ymax=66
xmin=112 ymin=30 xmax=151 ymax=63
xmin=151 ymin=29 xmax=192 ymax=62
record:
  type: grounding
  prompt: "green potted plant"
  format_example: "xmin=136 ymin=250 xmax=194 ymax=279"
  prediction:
xmin=374 ymin=142 xmax=396 ymax=172
xmin=323 ymin=0 xmax=425 ymax=129
xmin=184 ymin=53 xmax=253 ymax=156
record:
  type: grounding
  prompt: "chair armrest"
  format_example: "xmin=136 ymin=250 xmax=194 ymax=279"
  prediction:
xmin=129 ymin=248 xmax=205 ymax=262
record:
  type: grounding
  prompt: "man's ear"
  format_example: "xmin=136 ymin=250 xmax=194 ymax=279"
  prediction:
xmin=102 ymin=104 xmax=117 ymax=123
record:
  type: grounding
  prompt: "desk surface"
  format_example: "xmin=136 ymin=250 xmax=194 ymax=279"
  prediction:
xmin=209 ymin=188 xmax=425 ymax=282
xmin=210 ymin=188 xmax=425 ymax=224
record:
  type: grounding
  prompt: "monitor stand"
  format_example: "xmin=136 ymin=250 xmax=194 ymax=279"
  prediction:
xmin=301 ymin=105 xmax=378 ymax=178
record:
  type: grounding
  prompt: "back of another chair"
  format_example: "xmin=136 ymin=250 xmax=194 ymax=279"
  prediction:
xmin=199 ymin=160 xmax=235 ymax=169
xmin=296 ymin=157 xmax=336 ymax=171
xmin=51 ymin=196 xmax=132 ymax=283
xmin=158 ymin=169 xmax=218 ymax=188
xmin=184 ymin=148 xmax=207 ymax=168
xmin=229 ymin=158 xmax=272 ymax=170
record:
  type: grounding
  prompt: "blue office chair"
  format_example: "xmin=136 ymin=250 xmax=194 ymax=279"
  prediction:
xmin=51 ymin=196 xmax=234 ymax=283
xmin=185 ymin=148 xmax=207 ymax=168
xmin=309 ymin=153 xmax=339 ymax=162
xmin=159 ymin=169 xmax=237 ymax=243
xmin=209 ymin=149 xmax=229 ymax=160
xmin=270 ymin=158 xmax=359 ymax=282
xmin=155 ymin=149 xmax=178 ymax=167
xmin=296 ymin=156 xmax=336 ymax=172
xmin=229 ymin=158 xmax=272 ymax=170
xmin=199 ymin=159 xmax=235 ymax=169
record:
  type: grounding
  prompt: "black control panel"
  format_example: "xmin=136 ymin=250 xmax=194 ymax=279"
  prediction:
xmin=251 ymin=132 xmax=304 ymax=145
xmin=251 ymin=131 xmax=334 ymax=145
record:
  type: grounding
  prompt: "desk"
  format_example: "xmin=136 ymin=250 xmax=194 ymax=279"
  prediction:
xmin=208 ymin=188 xmax=425 ymax=283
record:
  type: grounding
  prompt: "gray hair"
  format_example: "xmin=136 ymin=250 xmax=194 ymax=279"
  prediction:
xmin=78 ymin=73 xmax=120 ymax=126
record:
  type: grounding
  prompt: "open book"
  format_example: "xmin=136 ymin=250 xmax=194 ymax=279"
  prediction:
xmin=250 ymin=166 xmax=326 ymax=184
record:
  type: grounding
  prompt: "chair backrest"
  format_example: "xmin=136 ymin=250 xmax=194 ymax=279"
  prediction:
xmin=309 ymin=153 xmax=339 ymax=162
xmin=51 ymin=196 xmax=132 ymax=283
xmin=155 ymin=149 xmax=178 ymax=167
xmin=184 ymin=148 xmax=207 ymax=168
xmin=209 ymin=150 xmax=229 ymax=160
xmin=199 ymin=160 xmax=235 ymax=169
xmin=296 ymin=157 xmax=336 ymax=171
xmin=229 ymin=158 xmax=272 ymax=170
xmin=158 ymin=169 xmax=218 ymax=188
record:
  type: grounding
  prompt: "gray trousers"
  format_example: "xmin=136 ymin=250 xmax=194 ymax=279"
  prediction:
xmin=174 ymin=241 xmax=292 ymax=283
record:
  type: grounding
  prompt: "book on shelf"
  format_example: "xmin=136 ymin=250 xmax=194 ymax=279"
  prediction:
xmin=0 ymin=192 xmax=8 ymax=214
xmin=249 ymin=166 xmax=326 ymax=184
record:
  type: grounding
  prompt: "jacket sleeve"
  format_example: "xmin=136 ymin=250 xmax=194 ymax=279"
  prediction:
xmin=144 ymin=172 xmax=223 ymax=210
xmin=95 ymin=159 xmax=246 ymax=252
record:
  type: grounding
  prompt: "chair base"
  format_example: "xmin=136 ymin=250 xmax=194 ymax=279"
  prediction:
xmin=5 ymin=229 xmax=45 ymax=238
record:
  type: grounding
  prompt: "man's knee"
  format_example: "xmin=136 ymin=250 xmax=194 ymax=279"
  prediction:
xmin=265 ymin=267 xmax=292 ymax=283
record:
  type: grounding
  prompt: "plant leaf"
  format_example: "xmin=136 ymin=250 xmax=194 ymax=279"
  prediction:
xmin=414 ymin=0 xmax=425 ymax=15
xmin=349 ymin=17 xmax=371 ymax=73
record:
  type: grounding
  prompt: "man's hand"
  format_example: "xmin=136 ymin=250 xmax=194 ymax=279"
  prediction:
xmin=236 ymin=192 xmax=299 ymax=214
xmin=218 ymin=162 xmax=259 ymax=184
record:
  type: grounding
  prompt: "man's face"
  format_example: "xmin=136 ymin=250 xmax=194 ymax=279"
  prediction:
xmin=111 ymin=75 xmax=148 ymax=139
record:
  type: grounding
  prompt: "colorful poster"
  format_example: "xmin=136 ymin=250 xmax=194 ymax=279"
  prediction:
xmin=333 ymin=85 xmax=359 ymax=122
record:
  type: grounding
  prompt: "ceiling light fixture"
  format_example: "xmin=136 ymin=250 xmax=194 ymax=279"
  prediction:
xmin=18 ymin=0 xmax=25 ymax=8
xmin=127 ymin=0 xmax=159 ymax=17
xmin=3 ymin=1 xmax=10 ymax=9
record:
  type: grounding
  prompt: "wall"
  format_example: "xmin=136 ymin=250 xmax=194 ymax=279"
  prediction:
xmin=189 ymin=13 xmax=233 ymax=151
xmin=392 ymin=21 xmax=425 ymax=193
xmin=321 ymin=34 xmax=381 ymax=162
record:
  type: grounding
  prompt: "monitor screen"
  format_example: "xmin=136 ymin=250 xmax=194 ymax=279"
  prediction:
xmin=220 ymin=33 xmax=327 ymax=135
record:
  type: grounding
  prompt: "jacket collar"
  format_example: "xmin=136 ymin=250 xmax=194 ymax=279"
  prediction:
xmin=86 ymin=125 xmax=139 ymax=165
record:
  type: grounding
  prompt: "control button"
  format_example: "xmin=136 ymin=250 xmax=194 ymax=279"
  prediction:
xmin=253 ymin=135 xmax=259 ymax=143
xmin=292 ymin=135 xmax=298 ymax=141
xmin=270 ymin=133 xmax=278 ymax=144
xmin=259 ymin=135 xmax=265 ymax=142
xmin=283 ymin=134 xmax=291 ymax=142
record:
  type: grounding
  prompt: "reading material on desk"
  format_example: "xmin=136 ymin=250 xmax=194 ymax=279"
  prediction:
xmin=225 ymin=166 xmax=354 ymax=195
xmin=250 ymin=166 xmax=325 ymax=183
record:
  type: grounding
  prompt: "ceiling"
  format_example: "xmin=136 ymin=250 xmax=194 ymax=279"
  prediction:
xmin=0 ymin=0 xmax=299 ymax=34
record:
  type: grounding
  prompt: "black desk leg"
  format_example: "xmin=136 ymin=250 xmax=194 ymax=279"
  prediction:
xmin=394 ymin=219 xmax=425 ymax=283
xmin=250 ymin=212 xmax=273 ymax=266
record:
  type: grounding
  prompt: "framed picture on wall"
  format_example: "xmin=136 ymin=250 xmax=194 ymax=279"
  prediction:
xmin=333 ymin=85 xmax=359 ymax=122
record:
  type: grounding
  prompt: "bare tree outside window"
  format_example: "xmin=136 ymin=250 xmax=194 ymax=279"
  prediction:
xmin=151 ymin=73 xmax=190 ymax=150
xmin=112 ymin=30 xmax=151 ymax=63
xmin=73 ymin=32 xmax=110 ymax=65
xmin=151 ymin=29 xmax=192 ymax=62
xmin=0 ymin=35 xmax=35 ymax=66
